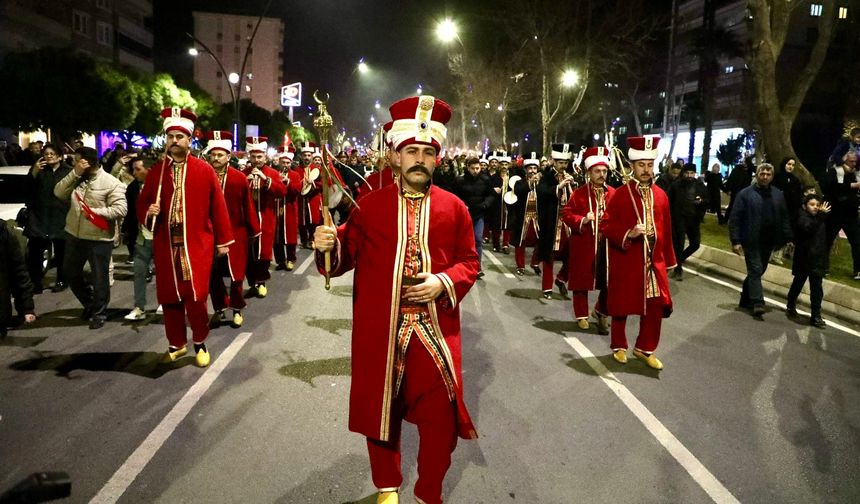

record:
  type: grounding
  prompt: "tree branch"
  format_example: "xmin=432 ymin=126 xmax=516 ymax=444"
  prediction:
xmin=782 ymin=0 xmax=836 ymax=122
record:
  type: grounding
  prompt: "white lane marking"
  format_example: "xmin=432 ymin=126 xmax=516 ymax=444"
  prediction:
xmin=684 ymin=266 xmax=860 ymax=339
xmin=89 ymin=332 xmax=253 ymax=504
xmin=483 ymin=249 xmax=516 ymax=279
xmin=563 ymin=336 xmax=742 ymax=504
xmin=294 ymin=253 xmax=315 ymax=275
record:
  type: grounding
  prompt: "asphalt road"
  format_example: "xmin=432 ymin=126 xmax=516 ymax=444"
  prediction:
xmin=1 ymin=247 xmax=859 ymax=504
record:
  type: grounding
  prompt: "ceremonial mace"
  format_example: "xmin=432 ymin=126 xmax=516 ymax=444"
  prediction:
xmin=313 ymin=90 xmax=334 ymax=291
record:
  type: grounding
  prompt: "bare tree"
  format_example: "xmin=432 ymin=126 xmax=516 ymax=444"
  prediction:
xmin=747 ymin=0 xmax=836 ymax=187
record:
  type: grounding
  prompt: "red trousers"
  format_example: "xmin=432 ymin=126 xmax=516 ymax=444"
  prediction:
xmin=539 ymin=257 xmax=568 ymax=292
xmin=366 ymin=341 xmax=457 ymax=504
xmin=572 ymin=289 xmax=607 ymax=319
xmin=491 ymin=230 xmax=510 ymax=250
xmin=162 ymin=281 xmax=210 ymax=348
xmin=610 ymin=297 xmax=664 ymax=353
xmin=514 ymin=223 xmax=539 ymax=269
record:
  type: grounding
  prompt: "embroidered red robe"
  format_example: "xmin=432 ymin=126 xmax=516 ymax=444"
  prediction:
xmin=276 ymin=168 xmax=303 ymax=245
xmin=136 ymin=155 xmax=234 ymax=303
xmin=220 ymin=167 xmax=261 ymax=281
xmin=242 ymin=164 xmax=286 ymax=261
xmin=560 ymin=183 xmax=615 ymax=291
xmin=316 ymin=183 xmax=479 ymax=442
xmin=600 ymin=181 xmax=676 ymax=316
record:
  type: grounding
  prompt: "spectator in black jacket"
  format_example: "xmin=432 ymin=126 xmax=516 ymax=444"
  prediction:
xmin=433 ymin=160 xmax=457 ymax=192
xmin=668 ymin=163 xmax=709 ymax=279
xmin=704 ymin=162 xmax=725 ymax=223
xmin=1 ymin=219 xmax=36 ymax=338
xmin=822 ymin=150 xmax=860 ymax=280
xmin=786 ymin=194 xmax=831 ymax=328
xmin=729 ymin=163 xmax=793 ymax=318
xmin=454 ymin=158 xmax=495 ymax=277
xmin=25 ymin=143 xmax=72 ymax=293
xmin=724 ymin=156 xmax=753 ymax=221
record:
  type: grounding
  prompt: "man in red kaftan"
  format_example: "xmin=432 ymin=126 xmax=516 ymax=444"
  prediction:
xmin=560 ymin=146 xmax=616 ymax=334
xmin=314 ymin=96 xmax=479 ymax=504
xmin=600 ymin=136 xmax=677 ymax=370
xmin=138 ymin=107 xmax=233 ymax=368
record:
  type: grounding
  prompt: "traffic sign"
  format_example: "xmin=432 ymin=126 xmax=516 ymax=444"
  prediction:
xmin=281 ymin=82 xmax=302 ymax=107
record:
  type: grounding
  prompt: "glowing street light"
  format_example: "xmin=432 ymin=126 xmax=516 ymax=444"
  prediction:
xmin=436 ymin=18 xmax=459 ymax=43
xmin=561 ymin=69 xmax=579 ymax=88
xmin=188 ymin=47 xmax=199 ymax=56
xmin=374 ymin=100 xmax=381 ymax=109
xmin=228 ymin=72 xmax=240 ymax=84
xmin=416 ymin=85 xmax=423 ymax=95
xmin=357 ymin=58 xmax=369 ymax=74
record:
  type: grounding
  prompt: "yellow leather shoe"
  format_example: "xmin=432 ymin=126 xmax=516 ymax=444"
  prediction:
xmin=195 ymin=348 xmax=211 ymax=368
xmin=576 ymin=318 xmax=590 ymax=330
xmin=611 ymin=349 xmax=628 ymax=364
xmin=160 ymin=346 xmax=187 ymax=363
xmin=256 ymin=284 xmax=268 ymax=298
xmin=232 ymin=311 xmax=243 ymax=327
xmin=633 ymin=349 xmax=663 ymax=370
xmin=286 ymin=260 xmax=295 ymax=271
xmin=377 ymin=491 xmax=398 ymax=504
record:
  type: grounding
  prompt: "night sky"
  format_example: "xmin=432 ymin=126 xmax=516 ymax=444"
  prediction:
xmin=154 ymin=0 xmax=480 ymax=137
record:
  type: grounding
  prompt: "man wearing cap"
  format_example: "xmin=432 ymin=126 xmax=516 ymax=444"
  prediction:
xmin=561 ymin=147 xmax=615 ymax=333
xmin=600 ymin=136 xmax=676 ymax=370
xmin=535 ymin=144 xmax=577 ymax=299
xmin=313 ymin=95 xmax=479 ymax=504
xmin=243 ymin=137 xmax=286 ymax=297
xmin=138 ymin=107 xmax=234 ymax=367
xmin=298 ymin=141 xmax=323 ymax=248
xmin=508 ymin=153 xmax=543 ymax=276
xmin=273 ymin=146 xmax=302 ymax=271
xmin=206 ymin=131 xmax=261 ymax=328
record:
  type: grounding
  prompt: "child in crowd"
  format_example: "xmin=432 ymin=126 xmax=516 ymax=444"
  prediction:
xmin=786 ymin=193 xmax=830 ymax=328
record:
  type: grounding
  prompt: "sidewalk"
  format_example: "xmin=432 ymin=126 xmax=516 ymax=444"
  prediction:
xmin=686 ymin=244 xmax=860 ymax=326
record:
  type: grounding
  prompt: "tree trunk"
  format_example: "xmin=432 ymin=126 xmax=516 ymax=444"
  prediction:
xmin=688 ymin=115 xmax=698 ymax=164
xmin=502 ymin=111 xmax=507 ymax=148
xmin=460 ymin=104 xmax=467 ymax=149
xmin=541 ymin=69 xmax=550 ymax=156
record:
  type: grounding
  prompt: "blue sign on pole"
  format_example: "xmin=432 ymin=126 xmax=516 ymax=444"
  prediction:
xmin=281 ymin=82 xmax=302 ymax=108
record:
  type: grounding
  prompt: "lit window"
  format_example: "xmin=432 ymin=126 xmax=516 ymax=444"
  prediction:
xmin=659 ymin=91 xmax=666 ymax=98
xmin=619 ymin=126 xmax=628 ymax=134
xmin=96 ymin=22 xmax=113 ymax=46
xmin=810 ymin=4 xmax=823 ymax=16
xmin=644 ymin=109 xmax=653 ymax=118
xmin=838 ymin=7 xmax=848 ymax=19
xmin=725 ymin=65 xmax=735 ymax=73
xmin=643 ymin=123 xmax=653 ymax=130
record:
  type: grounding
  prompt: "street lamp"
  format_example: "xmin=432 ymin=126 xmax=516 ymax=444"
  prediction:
xmin=357 ymin=58 xmax=369 ymax=74
xmin=416 ymin=85 xmax=423 ymax=95
xmin=228 ymin=72 xmax=240 ymax=84
xmin=561 ymin=69 xmax=579 ymax=88
xmin=188 ymin=47 xmax=199 ymax=56
xmin=436 ymin=18 xmax=459 ymax=44
xmin=374 ymin=100 xmax=380 ymax=109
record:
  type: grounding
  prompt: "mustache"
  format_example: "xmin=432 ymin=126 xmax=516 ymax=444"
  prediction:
xmin=406 ymin=165 xmax=431 ymax=176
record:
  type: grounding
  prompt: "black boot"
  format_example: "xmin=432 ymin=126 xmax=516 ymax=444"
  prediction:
xmin=810 ymin=314 xmax=826 ymax=329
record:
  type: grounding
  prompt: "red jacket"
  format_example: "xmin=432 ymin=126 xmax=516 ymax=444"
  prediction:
xmin=601 ymin=181 xmax=676 ymax=316
xmin=317 ymin=183 xmax=479 ymax=442
xmin=560 ymin=183 xmax=615 ymax=291
xmin=221 ymin=167 xmax=261 ymax=281
xmin=276 ymin=168 xmax=303 ymax=244
xmin=137 ymin=155 xmax=234 ymax=303
xmin=242 ymin=164 xmax=286 ymax=260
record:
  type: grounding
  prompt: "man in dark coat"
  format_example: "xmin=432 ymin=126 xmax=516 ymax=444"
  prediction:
xmin=821 ymin=151 xmax=860 ymax=280
xmin=724 ymin=157 xmax=753 ymax=220
xmin=1 ymin=220 xmax=36 ymax=338
xmin=453 ymin=158 xmax=495 ymax=276
xmin=667 ymin=163 xmax=708 ymax=279
xmin=729 ymin=163 xmax=793 ymax=318
xmin=704 ymin=162 xmax=724 ymax=223
xmin=536 ymin=146 xmax=576 ymax=299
